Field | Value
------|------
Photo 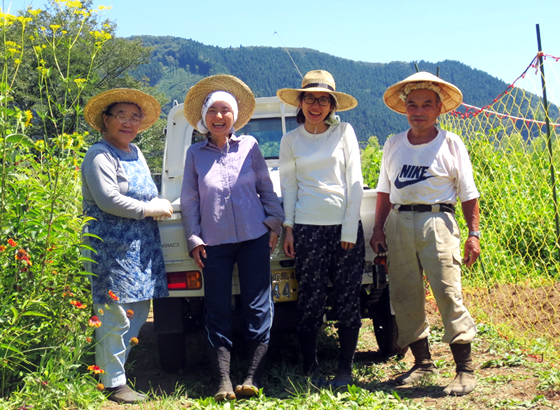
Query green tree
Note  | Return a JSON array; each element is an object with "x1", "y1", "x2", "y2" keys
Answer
[
  {"x1": 7, "y1": 0, "x2": 156, "y2": 141},
  {"x1": 361, "y1": 136, "x2": 384, "y2": 189}
]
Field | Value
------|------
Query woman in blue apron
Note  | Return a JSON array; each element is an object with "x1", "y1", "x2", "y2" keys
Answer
[{"x1": 82, "y1": 89, "x2": 173, "y2": 404}]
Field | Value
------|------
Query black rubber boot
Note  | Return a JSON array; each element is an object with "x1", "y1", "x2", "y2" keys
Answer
[
  {"x1": 329, "y1": 327, "x2": 360, "y2": 389},
  {"x1": 394, "y1": 337, "x2": 436, "y2": 385},
  {"x1": 444, "y1": 343, "x2": 477, "y2": 396},
  {"x1": 105, "y1": 384, "x2": 147, "y2": 404},
  {"x1": 235, "y1": 342, "x2": 268, "y2": 397},
  {"x1": 298, "y1": 329, "x2": 326, "y2": 386},
  {"x1": 209, "y1": 346, "x2": 236, "y2": 401}
]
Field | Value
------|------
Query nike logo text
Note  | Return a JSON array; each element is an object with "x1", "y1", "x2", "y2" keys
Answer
[{"x1": 394, "y1": 165, "x2": 433, "y2": 189}]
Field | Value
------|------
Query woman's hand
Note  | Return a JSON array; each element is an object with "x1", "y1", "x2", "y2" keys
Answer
[
  {"x1": 283, "y1": 226, "x2": 295, "y2": 258},
  {"x1": 192, "y1": 245, "x2": 207, "y2": 270},
  {"x1": 269, "y1": 231, "x2": 279, "y2": 255},
  {"x1": 341, "y1": 241, "x2": 355, "y2": 250},
  {"x1": 145, "y1": 197, "x2": 173, "y2": 219}
]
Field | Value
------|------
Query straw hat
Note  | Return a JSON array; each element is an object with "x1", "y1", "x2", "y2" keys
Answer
[
  {"x1": 383, "y1": 71, "x2": 463, "y2": 115},
  {"x1": 84, "y1": 88, "x2": 161, "y2": 132},
  {"x1": 183, "y1": 75, "x2": 256, "y2": 131},
  {"x1": 277, "y1": 70, "x2": 357, "y2": 111}
]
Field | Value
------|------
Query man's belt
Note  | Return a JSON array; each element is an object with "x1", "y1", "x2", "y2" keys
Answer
[{"x1": 393, "y1": 203, "x2": 455, "y2": 213}]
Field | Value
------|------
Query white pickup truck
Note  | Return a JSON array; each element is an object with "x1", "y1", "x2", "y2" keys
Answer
[{"x1": 153, "y1": 96, "x2": 399, "y2": 372}]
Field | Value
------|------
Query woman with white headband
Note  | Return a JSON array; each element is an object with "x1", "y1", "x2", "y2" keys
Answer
[{"x1": 180, "y1": 75, "x2": 284, "y2": 401}]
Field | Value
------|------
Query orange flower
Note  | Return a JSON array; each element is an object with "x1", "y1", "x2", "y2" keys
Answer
[
  {"x1": 86, "y1": 337, "x2": 92, "y2": 343},
  {"x1": 0, "y1": 245, "x2": 5, "y2": 252},
  {"x1": 97, "y1": 308, "x2": 104, "y2": 315},
  {"x1": 7, "y1": 239, "x2": 17, "y2": 247},
  {"x1": 87, "y1": 365, "x2": 104, "y2": 374},
  {"x1": 15, "y1": 249, "x2": 32, "y2": 266},
  {"x1": 108, "y1": 290, "x2": 119, "y2": 301},
  {"x1": 88, "y1": 316, "x2": 102, "y2": 328},
  {"x1": 126, "y1": 309, "x2": 134, "y2": 319},
  {"x1": 70, "y1": 300, "x2": 86, "y2": 309},
  {"x1": 129, "y1": 337, "x2": 139, "y2": 346},
  {"x1": 96, "y1": 383, "x2": 105, "y2": 391}
]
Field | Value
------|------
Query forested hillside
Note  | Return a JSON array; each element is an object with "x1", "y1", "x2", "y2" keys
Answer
[{"x1": 130, "y1": 35, "x2": 513, "y2": 144}]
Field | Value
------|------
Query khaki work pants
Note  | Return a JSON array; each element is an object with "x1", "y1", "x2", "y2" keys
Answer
[{"x1": 385, "y1": 209, "x2": 477, "y2": 348}]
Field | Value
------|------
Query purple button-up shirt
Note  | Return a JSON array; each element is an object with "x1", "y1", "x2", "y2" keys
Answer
[{"x1": 180, "y1": 134, "x2": 284, "y2": 254}]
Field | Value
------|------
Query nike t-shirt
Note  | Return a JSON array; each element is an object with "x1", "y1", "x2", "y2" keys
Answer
[{"x1": 376, "y1": 129, "x2": 479, "y2": 205}]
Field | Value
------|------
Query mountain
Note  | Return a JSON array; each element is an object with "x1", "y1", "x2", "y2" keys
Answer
[{"x1": 130, "y1": 35, "x2": 514, "y2": 145}]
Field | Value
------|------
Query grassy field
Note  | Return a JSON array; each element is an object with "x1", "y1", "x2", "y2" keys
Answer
[{"x1": 93, "y1": 303, "x2": 560, "y2": 410}]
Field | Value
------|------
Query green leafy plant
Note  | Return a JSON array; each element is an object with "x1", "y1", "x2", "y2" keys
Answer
[{"x1": 0, "y1": 0, "x2": 118, "y2": 402}]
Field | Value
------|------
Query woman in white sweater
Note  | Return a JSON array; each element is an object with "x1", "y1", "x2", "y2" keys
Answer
[{"x1": 277, "y1": 70, "x2": 364, "y2": 388}]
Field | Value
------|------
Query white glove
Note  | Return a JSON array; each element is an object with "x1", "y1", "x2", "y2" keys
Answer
[{"x1": 144, "y1": 197, "x2": 173, "y2": 219}]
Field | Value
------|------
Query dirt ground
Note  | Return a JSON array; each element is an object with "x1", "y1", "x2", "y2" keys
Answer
[{"x1": 100, "y1": 283, "x2": 560, "y2": 409}]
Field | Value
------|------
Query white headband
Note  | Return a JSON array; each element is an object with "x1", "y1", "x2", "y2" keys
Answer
[
  {"x1": 399, "y1": 82, "x2": 443, "y2": 102},
  {"x1": 197, "y1": 91, "x2": 239, "y2": 134}
]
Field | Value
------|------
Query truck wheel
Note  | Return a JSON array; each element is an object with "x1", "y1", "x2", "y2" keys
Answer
[{"x1": 370, "y1": 286, "x2": 401, "y2": 358}]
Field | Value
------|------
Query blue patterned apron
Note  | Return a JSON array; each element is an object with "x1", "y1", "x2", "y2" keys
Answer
[{"x1": 85, "y1": 141, "x2": 168, "y2": 304}]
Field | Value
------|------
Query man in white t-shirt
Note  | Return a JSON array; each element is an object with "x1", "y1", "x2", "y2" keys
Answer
[{"x1": 370, "y1": 72, "x2": 480, "y2": 396}]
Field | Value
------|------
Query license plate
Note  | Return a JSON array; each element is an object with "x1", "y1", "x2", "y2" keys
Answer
[{"x1": 271, "y1": 270, "x2": 298, "y2": 302}]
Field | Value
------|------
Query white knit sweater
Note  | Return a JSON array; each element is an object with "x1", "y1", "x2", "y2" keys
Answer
[{"x1": 279, "y1": 122, "x2": 363, "y2": 243}]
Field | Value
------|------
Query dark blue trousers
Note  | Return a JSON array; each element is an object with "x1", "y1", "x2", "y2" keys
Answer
[{"x1": 202, "y1": 233, "x2": 274, "y2": 348}]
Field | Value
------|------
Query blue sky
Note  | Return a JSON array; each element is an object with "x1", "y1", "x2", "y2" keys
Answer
[{"x1": 6, "y1": 0, "x2": 560, "y2": 88}]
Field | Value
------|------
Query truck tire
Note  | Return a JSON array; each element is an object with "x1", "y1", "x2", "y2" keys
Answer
[{"x1": 370, "y1": 286, "x2": 402, "y2": 358}]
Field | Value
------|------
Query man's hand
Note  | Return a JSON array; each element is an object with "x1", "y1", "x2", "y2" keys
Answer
[
  {"x1": 370, "y1": 229, "x2": 387, "y2": 254},
  {"x1": 463, "y1": 236, "x2": 480, "y2": 267}
]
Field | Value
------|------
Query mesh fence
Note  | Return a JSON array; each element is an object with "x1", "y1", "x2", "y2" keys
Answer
[{"x1": 439, "y1": 52, "x2": 560, "y2": 353}]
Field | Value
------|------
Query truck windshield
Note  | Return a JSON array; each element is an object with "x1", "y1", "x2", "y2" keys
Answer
[{"x1": 237, "y1": 117, "x2": 299, "y2": 159}]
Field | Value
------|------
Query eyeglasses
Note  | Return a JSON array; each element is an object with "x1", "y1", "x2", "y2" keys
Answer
[
  {"x1": 107, "y1": 113, "x2": 143, "y2": 126},
  {"x1": 302, "y1": 95, "x2": 331, "y2": 107}
]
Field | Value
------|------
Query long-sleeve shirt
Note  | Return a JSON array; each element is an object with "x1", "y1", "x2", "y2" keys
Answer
[
  {"x1": 279, "y1": 122, "x2": 363, "y2": 244},
  {"x1": 181, "y1": 134, "x2": 284, "y2": 254},
  {"x1": 82, "y1": 140, "x2": 150, "y2": 219}
]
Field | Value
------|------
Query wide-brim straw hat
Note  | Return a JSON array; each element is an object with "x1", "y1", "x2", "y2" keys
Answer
[
  {"x1": 183, "y1": 75, "x2": 256, "y2": 131},
  {"x1": 84, "y1": 88, "x2": 161, "y2": 133},
  {"x1": 277, "y1": 70, "x2": 357, "y2": 112},
  {"x1": 383, "y1": 71, "x2": 463, "y2": 114}
]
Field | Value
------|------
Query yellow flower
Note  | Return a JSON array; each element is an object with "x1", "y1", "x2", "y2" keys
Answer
[
  {"x1": 50, "y1": 24, "x2": 61, "y2": 31},
  {"x1": 14, "y1": 59, "x2": 22, "y2": 65},
  {"x1": 24, "y1": 111, "x2": 32, "y2": 127},
  {"x1": 29, "y1": 9, "x2": 42, "y2": 17},
  {"x1": 67, "y1": 0, "x2": 82, "y2": 8}
]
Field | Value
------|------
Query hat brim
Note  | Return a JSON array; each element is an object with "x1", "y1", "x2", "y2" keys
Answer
[
  {"x1": 276, "y1": 87, "x2": 358, "y2": 112},
  {"x1": 183, "y1": 75, "x2": 256, "y2": 132},
  {"x1": 84, "y1": 88, "x2": 161, "y2": 132},
  {"x1": 383, "y1": 72, "x2": 463, "y2": 115}
]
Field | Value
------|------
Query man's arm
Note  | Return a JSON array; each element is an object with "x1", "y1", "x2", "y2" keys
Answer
[
  {"x1": 461, "y1": 198, "x2": 481, "y2": 267},
  {"x1": 370, "y1": 192, "x2": 392, "y2": 253}
]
